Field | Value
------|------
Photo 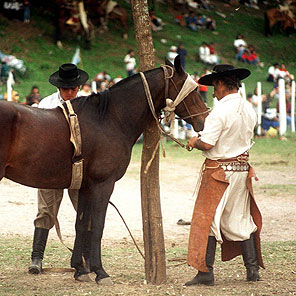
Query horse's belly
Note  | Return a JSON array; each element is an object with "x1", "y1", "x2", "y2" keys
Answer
[{"x1": 5, "y1": 156, "x2": 72, "y2": 189}]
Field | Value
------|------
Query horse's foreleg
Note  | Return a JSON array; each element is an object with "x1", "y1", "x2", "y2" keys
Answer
[{"x1": 88, "y1": 181, "x2": 115, "y2": 285}]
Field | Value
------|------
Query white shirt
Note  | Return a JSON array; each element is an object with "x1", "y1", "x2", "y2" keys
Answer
[
  {"x1": 38, "y1": 91, "x2": 64, "y2": 109},
  {"x1": 167, "y1": 51, "x2": 178, "y2": 64},
  {"x1": 124, "y1": 54, "x2": 136, "y2": 71},
  {"x1": 200, "y1": 93, "x2": 257, "y2": 160},
  {"x1": 234, "y1": 38, "x2": 247, "y2": 48}
]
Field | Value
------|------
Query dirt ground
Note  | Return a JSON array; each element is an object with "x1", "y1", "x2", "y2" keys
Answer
[
  {"x1": 0, "y1": 161, "x2": 296, "y2": 243},
  {"x1": 0, "y1": 160, "x2": 296, "y2": 295}
]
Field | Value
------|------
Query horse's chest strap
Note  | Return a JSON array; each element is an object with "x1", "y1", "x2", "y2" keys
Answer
[{"x1": 59, "y1": 101, "x2": 83, "y2": 190}]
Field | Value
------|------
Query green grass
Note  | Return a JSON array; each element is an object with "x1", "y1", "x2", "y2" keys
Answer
[{"x1": 1, "y1": 1, "x2": 296, "y2": 103}]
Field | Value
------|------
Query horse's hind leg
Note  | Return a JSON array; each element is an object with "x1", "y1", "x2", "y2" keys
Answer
[
  {"x1": 71, "y1": 191, "x2": 92, "y2": 282},
  {"x1": 88, "y1": 181, "x2": 115, "y2": 285}
]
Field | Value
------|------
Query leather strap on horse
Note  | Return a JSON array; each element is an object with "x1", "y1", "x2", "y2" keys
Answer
[{"x1": 59, "y1": 101, "x2": 84, "y2": 190}]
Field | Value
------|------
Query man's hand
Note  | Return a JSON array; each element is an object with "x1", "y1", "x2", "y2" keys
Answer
[
  {"x1": 186, "y1": 136, "x2": 214, "y2": 151},
  {"x1": 186, "y1": 136, "x2": 199, "y2": 150}
]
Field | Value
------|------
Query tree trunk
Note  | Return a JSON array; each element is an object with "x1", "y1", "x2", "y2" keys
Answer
[{"x1": 130, "y1": 0, "x2": 166, "y2": 285}]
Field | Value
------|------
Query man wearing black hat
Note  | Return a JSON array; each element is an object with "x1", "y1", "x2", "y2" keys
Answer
[
  {"x1": 28, "y1": 63, "x2": 89, "y2": 274},
  {"x1": 185, "y1": 65, "x2": 264, "y2": 286}
]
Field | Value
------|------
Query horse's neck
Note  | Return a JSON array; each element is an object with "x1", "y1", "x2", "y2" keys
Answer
[{"x1": 110, "y1": 69, "x2": 165, "y2": 143}]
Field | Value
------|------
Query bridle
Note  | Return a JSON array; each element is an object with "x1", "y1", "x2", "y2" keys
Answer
[
  {"x1": 162, "y1": 65, "x2": 211, "y2": 122},
  {"x1": 140, "y1": 65, "x2": 211, "y2": 151}
]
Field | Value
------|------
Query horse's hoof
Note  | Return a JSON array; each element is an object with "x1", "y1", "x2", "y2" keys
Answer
[
  {"x1": 96, "y1": 277, "x2": 113, "y2": 285},
  {"x1": 75, "y1": 273, "x2": 92, "y2": 282}
]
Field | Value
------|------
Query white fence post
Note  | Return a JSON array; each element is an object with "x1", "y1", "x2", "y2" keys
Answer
[
  {"x1": 291, "y1": 80, "x2": 295, "y2": 133},
  {"x1": 91, "y1": 81, "x2": 97, "y2": 93},
  {"x1": 240, "y1": 82, "x2": 246, "y2": 100},
  {"x1": 173, "y1": 119, "x2": 179, "y2": 138},
  {"x1": 6, "y1": 71, "x2": 14, "y2": 102},
  {"x1": 256, "y1": 82, "x2": 262, "y2": 136},
  {"x1": 278, "y1": 78, "x2": 287, "y2": 136}
]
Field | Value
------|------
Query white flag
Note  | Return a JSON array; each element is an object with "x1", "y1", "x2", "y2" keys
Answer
[
  {"x1": 6, "y1": 70, "x2": 14, "y2": 102},
  {"x1": 71, "y1": 47, "x2": 81, "y2": 65}
]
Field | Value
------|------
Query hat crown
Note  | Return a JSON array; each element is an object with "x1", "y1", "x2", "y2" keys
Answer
[
  {"x1": 58, "y1": 63, "x2": 80, "y2": 81},
  {"x1": 212, "y1": 64, "x2": 235, "y2": 73}
]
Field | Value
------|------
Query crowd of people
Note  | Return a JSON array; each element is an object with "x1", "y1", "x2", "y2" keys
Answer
[{"x1": 175, "y1": 11, "x2": 217, "y2": 32}]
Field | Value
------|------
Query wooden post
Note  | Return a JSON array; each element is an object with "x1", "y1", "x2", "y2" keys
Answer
[{"x1": 130, "y1": 0, "x2": 166, "y2": 284}]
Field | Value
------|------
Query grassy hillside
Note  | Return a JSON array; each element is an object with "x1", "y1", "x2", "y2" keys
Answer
[{"x1": 0, "y1": 1, "x2": 296, "y2": 104}]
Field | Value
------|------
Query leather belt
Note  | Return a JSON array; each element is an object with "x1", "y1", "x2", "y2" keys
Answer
[
  {"x1": 205, "y1": 151, "x2": 250, "y2": 172},
  {"x1": 219, "y1": 161, "x2": 249, "y2": 172}
]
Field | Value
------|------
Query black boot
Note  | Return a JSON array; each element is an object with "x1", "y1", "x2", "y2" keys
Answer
[
  {"x1": 241, "y1": 233, "x2": 260, "y2": 281},
  {"x1": 185, "y1": 236, "x2": 217, "y2": 286},
  {"x1": 28, "y1": 227, "x2": 49, "y2": 274}
]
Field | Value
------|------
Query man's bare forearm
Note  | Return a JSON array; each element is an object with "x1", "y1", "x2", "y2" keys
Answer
[{"x1": 186, "y1": 136, "x2": 214, "y2": 151}]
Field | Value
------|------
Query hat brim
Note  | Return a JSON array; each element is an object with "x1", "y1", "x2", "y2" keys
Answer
[
  {"x1": 198, "y1": 68, "x2": 250, "y2": 86},
  {"x1": 49, "y1": 69, "x2": 89, "y2": 88}
]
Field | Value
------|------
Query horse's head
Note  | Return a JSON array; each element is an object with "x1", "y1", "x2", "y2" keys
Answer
[{"x1": 163, "y1": 55, "x2": 208, "y2": 132}]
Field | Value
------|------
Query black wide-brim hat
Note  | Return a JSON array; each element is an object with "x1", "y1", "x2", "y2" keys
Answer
[
  {"x1": 49, "y1": 63, "x2": 89, "y2": 88},
  {"x1": 198, "y1": 64, "x2": 250, "y2": 86}
]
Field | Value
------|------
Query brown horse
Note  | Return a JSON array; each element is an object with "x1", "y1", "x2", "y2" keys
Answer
[
  {"x1": 264, "y1": 7, "x2": 295, "y2": 36},
  {"x1": 0, "y1": 56, "x2": 208, "y2": 284}
]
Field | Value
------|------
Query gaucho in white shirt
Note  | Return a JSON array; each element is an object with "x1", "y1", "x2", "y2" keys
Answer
[{"x1": 185, "y1": 65, "x2": 264, "y2": 287}]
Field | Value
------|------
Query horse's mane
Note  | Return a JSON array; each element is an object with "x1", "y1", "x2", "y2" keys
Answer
[{"x1": 74, "y1": 90, "x2": 110, "y2": 118}]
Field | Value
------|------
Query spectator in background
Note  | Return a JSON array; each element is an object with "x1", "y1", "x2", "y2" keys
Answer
[
  {"x1": 124, "y1": 50, "x2": 137, "y2": 77},
  {"x1": 175, "y1": 12, "x2": 187, "y2": 27},
  {"x1": 0, "y1": 61, "x2": 10, "y2": 83},
  {"x1": 196, "y1": 13, "x2": 206, "y2": 29},
  {"x1": 23, "y1": 0, "x2": 30, "y2": 23},
  {"x1": 26, "y1": 85, "x2": 42, "y2": 106},
  {"x1": 234, "y1": 34, "x2": 247, "y2": 61},
  {"x1": 113, "y1": 74, "x2": 123, "y2": 84},
  {"x1": 191, "y1": 72, "x2": 200, "y2": 83},
  {"x1": 149, "y1": 10, "x2": 163, "y2": 32},
  {"x1": 197, "y1": 68, "x2": 209, "y2": 103},
  {"x1": 199, "y1": 42, "x2": 218, "y2": 66},
  {"x1": 177, "y1": 43, "x2": 187, "y2": 70},
  {"x1": 186, "y1": 11, "x2": 198, "y2": 31},
  {"x1": 267, "y1": 63, "x2": 279, "y2": 82},
  {"x1": 279, "y1": 63, "x2": 293, "y2": 83},
  {"x1": 167, "y1": 45, "x2": 178, "y2": 64},
  {"x1": 78, "y1": 82, "x2": 92, "y2": 96},
  {"x1": 234, "y1": 33, "x2": 247, "y2": 50},
  {"x1": 208, "y1": 42, "x2": 219, "y2": 64},
  {"x1": 93, "y1": 71, "x2": 111, "y2": 89},
  {"x1": 205, "y1": 15, "x2": 216, "y2": 31}
]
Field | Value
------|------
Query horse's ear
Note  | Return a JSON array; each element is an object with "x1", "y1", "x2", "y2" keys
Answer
[
  {"x1": 174, "y1": 55, "x2": 185, "y2": 74},
  {"x1": 165, "y1": 57, "x2": 174, "y2": 67}
]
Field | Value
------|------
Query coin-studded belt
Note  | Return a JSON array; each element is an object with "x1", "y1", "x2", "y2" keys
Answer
[{"x1": 218, "y1": 161, "x2": 249, "y2": 172}]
